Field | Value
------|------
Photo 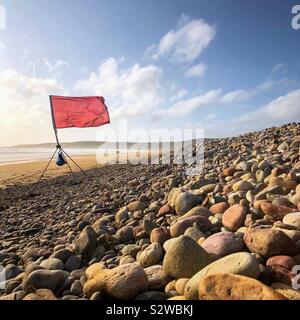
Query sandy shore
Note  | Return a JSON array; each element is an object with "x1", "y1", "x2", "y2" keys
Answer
[{"x1": 0, "y1": 150, "x2": 159, "y2": 187}]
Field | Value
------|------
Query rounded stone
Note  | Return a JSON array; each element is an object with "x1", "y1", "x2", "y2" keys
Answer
[
  {"x1": 170, "y1": 216, "x2": 212, "y2": 237},
  {"x1": 201, "y1": 232, "x2": 244, "y2": 259},
  {"x1": 209, "y1": 202, "x2": 229, "y2": 215},
  {"x1": 222, "y1": 204, "x2": 247, "y2": 232},
  {"x1": 199, "y1": 273, "x2": 286, "y2": 300},
  {"x1": 174, "y1": 193, "x2": 202, "y2": 216},
  {"x1": 266, "y1": 255, "x2": 296, "y2": 271},
  {"x1": 163, "y1": 235, "x2": 212, "y2": 279},
  {"x1": 283, "y1": 212, "x2": 300, "y2": 229},
  {"x1": 150, "y1": 228, "x2": 170, "y2": 245},
  {"x1": 23, "y1": 289, "x2": 57, "y2": 300},
  {"x1": 184, "y1": 252, "x2": 260, "y2": 300},
  {"x1": 22, "y1": 270, "x2": 68, "y2": 293},
  {"x1": 244, "y1": 227, "x2": 299, "y2": 258},
  {"x1": 260, "y1": 203, "x2": 297, "y2": 221},
  {"x1": 137, "y1": 242, "x2": 163, "y2": 268},
  {"x1": 232, "y1": 181, "x2": 253, "y2": 192},
  {"x1": 40, "y1": 258, "x2": 64, "y2": 271},
  {"x1": 144, "y1": 265, "x2": 170, "y2": 291}
]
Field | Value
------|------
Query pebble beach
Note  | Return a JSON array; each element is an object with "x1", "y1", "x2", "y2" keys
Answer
[{"x1": 0, "y1": 122, "x2": 300, "y2": 300}]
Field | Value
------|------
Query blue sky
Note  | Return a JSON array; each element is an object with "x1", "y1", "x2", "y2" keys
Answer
[{"x1": 0, "y1": 0, "x2": 300, "y2": 145}]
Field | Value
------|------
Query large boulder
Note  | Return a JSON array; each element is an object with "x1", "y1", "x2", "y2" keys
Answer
[
  {"x1": 199, "y1": 273, "x2": 286, "y2": 300},
  {"x1": 184, "y1": 252, "x2": 260, "y2": 300},
  {"x1": 244, "y1": 227, "x2": 299, "y2": 258}
]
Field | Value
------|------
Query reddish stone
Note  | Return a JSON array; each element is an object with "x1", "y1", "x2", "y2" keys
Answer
[
  {"x1": 266, "y1": 255, "x2": 297, "y2": 271},
  {"x1": 150, "y1": 227, "x2": 170, "y2": 245},
  {"x1": 260, "y1": 202, "x2": 297, "y2": 221},
  {"x1": 222, "y1": 204, "x2": 247, "y2": 232},
  {"x1": 158, "y1": 204, "x2": 173, "y2": 217},
  {"x1": 223, "y1": 167, "x2": 235, "y2": 176},
  {"x1": 223, "y1": 185, "x2": 233, "y2": 194},
  {"x1": 209, "y1": 202, "x2": 230, "y2": 215},
  {"x1": 170, "y1": 216, "x2": 212, "y2": 237}
]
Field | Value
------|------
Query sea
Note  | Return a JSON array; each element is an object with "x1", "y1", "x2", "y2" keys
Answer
[{"x1": 0, "y1": 147, "x2": 99, "y2": 165}]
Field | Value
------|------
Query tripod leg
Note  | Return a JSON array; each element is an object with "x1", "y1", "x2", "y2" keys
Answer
[
  {"x1": 64, "y1": 158, "x2": 73, "y2": 174},
  {"x1": 37, "y1": 148, "x2": 58, "y2": 182},
  {"x1": 61, "y1": 148, "x2": 88, "y2": 176}
]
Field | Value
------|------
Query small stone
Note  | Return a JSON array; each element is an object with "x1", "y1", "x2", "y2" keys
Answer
[
  {"x1": 40, "y1": 258, "x2": 64, "y2": 271},
  {"x1": 269, "y1": 177, "x2": 297, "y2": 194},
  {"x1": 65, "y1": 255, "x2": 81, "y2": 272},
  {"x1": 119, "y1": 255, "x2": 136, "y2": 265},
  {"x1": 158, "y1": 204, "x2": 173, "y2": 216},
  {"x1": 170, "y1": 216, "x2": 212, "y2": 237},
  {"x1": 128, "y1": 201, "x2": 146, "y2": 212},
  {"x1": 175, "y1": 278, "x2": 189, "y2": 295},
  {"x1": 283, "y1": 212, "x2": 300, "y2": 229},
  {"x1": 174, "y1": 193, "x2": 202, "y2": 216},
  {"x1": 50, "y1": 249, "x2": 73, "y2": 262},
  {"x1": 74, "y1": 226, "x2": 98, "y2": 259},
  {"x1": 150, "y1": 228, "x2": 170, "y2": 245},
  {"x1": 23, "y1": 289, "x2": 57, "y2": 300},
  {"x1": 222, "y1": 204, "x2": 247, "y2": 232},
  {"x1": 137, "y1": 243, "x2": 163, "y2": 268},
  {"x1": 184, "y1": 227, "x2": 205, "y2": 242},
  {"x1": 115, "y1": 226, "x2": 134, "y2": 243},
  {"x1": 209, "y1": 202, "x2": 229, "y2": 215},
  {"x1": 232, "y1": 181, "x2": 253, "y2": 192},
  {"x1": 144, "y1": 265, "x2": 170, "y2": 290},
  {"x1": 178, "y1": 206, "x2": 212, "y2": 220},
  {"x1": 115, "y1": 207, "x2": 129, "y2": 224},
  {"x1": 201, "y1": 232, "x2": 244, "y2": 259},
  {"x1": 266, "y1": 255, "x2": 296, "y2": 271},
  {"x1": 199, "y1": 273, "x2": 286, "y2": 300}
]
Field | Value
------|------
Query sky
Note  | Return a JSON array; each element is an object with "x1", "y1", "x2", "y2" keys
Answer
[{"x1": 0, "y1": 0, "x2": 300, "y2": 146}]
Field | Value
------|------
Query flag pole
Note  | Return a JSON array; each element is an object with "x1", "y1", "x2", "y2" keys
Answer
[{"x1": 49, "y1": 95, "x2": 60, "y2": 147}]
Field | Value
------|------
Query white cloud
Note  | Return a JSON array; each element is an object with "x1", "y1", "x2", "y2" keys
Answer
[
  {"x1": 163, "y1": 89, "x2": 222, "y2": 116},
  {"x1": 43, "y1": 57, "x2": 69, "y2": 73},
  {"x1": 0, "y1": 69, "x2": 64, "y2": 146},
  {"x1": 185, "y1": 63, "x2": 206, "y2": 77},
  {"x1": 272, "y1": 63, "x2": 286, "y2": 73},
  {"x1": 146, "y1": 16, "x2": 216, "y2": 63},
  {"x1": 200, "y1": 89, "x2": 300, "y2": 137},
  {"x1": 75, "y1": 57, "x2": 164, "y2": 120},
  {"x1": 219, "y1": 89, "x2": 251, "y2": 103}
]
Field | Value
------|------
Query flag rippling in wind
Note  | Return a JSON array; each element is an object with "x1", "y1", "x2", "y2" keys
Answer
[{"x1": 50, "y1": 95, "x2": 110, "y2": 129}]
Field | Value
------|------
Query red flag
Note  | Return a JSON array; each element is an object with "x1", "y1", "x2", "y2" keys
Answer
[{"x1": 50, "y1": 95, "x2": 110, "y2": 129}]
